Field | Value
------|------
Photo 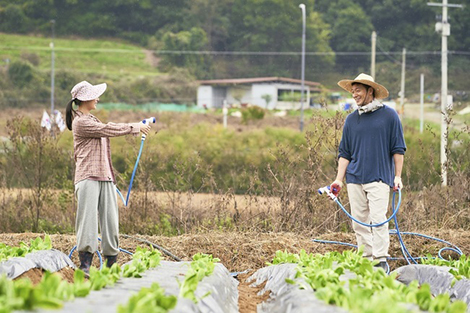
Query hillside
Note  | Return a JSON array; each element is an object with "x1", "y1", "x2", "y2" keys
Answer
[
  {"x1": 0, "y1": 33, "x2": 158, "y2": 76},
  {"x1": 0, "y1": 33, "x2": 197, "y2": 107},
  {"x1": 1, "y1": 31, "x2": 469, "y2": 108}
]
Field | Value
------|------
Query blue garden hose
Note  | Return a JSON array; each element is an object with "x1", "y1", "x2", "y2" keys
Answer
[
  {"x1": 68, "y1": 245, "x2": 103, "y2": 269},
  {"x1": 314, "y1": 187, "x2": 463, "y2": 273},
  {"x1": 117, "y1": 117, "x2": 155, "y2": 206},
  {"x1": 69, "y1": 238, "x2": 133, "y2": 270},
  {"x1": 116, "y1": 138, "x2": 145, "y2": 206}
]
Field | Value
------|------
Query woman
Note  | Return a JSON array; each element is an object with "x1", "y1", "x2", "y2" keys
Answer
[{"x1": 66, "y1": 81, "x2": 151, "y2": 273}]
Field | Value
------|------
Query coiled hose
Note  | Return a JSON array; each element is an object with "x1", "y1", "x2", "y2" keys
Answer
[{"x1": 313, "y1": 189, "x2": 463, "y2": 274}]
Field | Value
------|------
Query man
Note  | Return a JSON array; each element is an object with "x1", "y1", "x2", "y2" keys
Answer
[{"x1": 331, "y1": 73, "x2": 406, "y2": 270}]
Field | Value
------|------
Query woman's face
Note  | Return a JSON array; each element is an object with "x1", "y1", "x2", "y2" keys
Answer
[{"x1": 81, "y1": 98, "x2": 99, "y2": 111}]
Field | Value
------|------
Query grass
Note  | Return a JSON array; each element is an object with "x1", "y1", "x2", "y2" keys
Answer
[
  {"x1": 0, "y1": 33, "x2": 159, "y2": 77},
  {"x1": 1, "y1": 108, "x2": 470, "y2": 235}
]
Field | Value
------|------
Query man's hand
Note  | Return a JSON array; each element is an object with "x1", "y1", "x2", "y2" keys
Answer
[
  {"x1": 139, "y1": 122, "x2": 151, "y2": 136},
  {"x1": 393, "y1": 176, "x2": 403, "y2": 191},
  {"x1": 330, "y1": 180, "x2": 343, "y2": 197}
]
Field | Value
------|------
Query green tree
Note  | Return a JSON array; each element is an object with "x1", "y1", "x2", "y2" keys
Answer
[
  {"x1": 315, "y1": 0, "x2": 373, "y2": 71},
  {"x1": 0, "y1": 4, "x2": 30, "y2": 33},
  {"x1": 182, "y1": 0, "x2": 233, "y2": 51},
  {"x1": 357, "y1": 0, "x2": 438, "y2": 52},
  {"x1": 446, "y1": 2, "x2": 470, "y2": 51},
  {"x1": 228, "y1": 0, "x2": 333, "y2": 80},
  {"x1": 160, "y1": 27, "x2": 211, "y2": 78}
]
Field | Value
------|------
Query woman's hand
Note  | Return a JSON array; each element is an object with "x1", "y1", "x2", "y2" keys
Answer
[{"x1": 139, "y1": 122, "x2": 151, "y2": 136}]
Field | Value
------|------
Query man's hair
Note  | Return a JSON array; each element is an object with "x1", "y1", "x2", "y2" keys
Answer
[{"x1": 352, "y1": 82, "x2": 375, "y2": 98}]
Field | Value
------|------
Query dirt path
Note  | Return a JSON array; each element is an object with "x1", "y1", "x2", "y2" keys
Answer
[
  {"x1": 404, "y1": 102, "x2": 468, "y2": 130},
  {"x1": 143, "y1": 49, "x2": 160, "y2": 68},
  {"x1": 404, "y1": 102, "x2": 442, "y2": 124}
]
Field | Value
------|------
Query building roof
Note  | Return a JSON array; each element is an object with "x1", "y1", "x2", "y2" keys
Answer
[{"x1": 198, "y1": 77, "x2": 322, "y2": 90}]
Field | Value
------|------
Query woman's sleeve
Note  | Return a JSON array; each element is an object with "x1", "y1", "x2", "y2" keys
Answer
[{"x1": 75, "y1": 118, "x2": 140, "y2": 138}]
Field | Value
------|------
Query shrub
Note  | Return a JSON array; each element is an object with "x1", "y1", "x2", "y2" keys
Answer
[
  {"x1": 20, "y1": 52, "x2": 40, "y2": 66},
  {"x1": 241, "y1": 106, "x2": 265, "y2": 124},
  {"x1": 1, "y1": 116, "x2": 73, "y2": 232},
  {"x1": 8, "y1": 60, "x2": 34, "y2": 88}
]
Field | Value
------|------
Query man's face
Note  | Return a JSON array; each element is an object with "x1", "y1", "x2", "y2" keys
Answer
[{"x1": 351, "y1": 84, "x2": 373, "y2": 106}]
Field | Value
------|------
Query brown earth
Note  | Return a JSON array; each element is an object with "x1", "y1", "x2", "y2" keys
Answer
[
  {"x1": 14, "y1": 267, "x2": 75, "y2": 285},
  {"x1": 2, "y1": 230, "x2": 468, "y2": 273},
  {"x1": 2, "y1": 230, "x2": 468, "y2": 311},
  {"x1": 237, "y1": 271, "x2": 270, "y2": 313}
]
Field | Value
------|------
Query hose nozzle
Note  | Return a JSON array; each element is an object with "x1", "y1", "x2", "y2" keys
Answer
[
  {"x1": 141, "y1": 117, "x2": 156, "y2": 140},
  {"x1": 318, "y1": 185, "x2": 337, "y2": 200},
  {"x1": 318, "y1": 186, "x2": 330, "y2": 195},
  {"x1": 143, "y1": 117, "x2": 156, "y2": 124}
]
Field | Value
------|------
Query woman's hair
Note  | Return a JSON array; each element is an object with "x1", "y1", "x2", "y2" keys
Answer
[{"x1": 66, "y1": 98, "x2": 82, "y2": 130}]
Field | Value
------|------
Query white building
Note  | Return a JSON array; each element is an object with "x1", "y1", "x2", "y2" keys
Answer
[{"x1": 197, "y1": 77, "x2": 322, "y2": 110}]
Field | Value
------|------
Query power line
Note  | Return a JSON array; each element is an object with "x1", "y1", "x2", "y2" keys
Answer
[
  {"x1": 376, "y1": 38, "x2": 401, "y2": 64},
  {"x1": 0, "y1": 45, "x2": 469, "y2": 56}
]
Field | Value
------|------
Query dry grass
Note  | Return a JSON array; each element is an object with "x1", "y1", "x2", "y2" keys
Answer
[
  {"x1": 1, "y1": 108, "x2": 469, "y2": 238},
  {"x1": 1, "y1": 229, "x2": 469, "y2": 273}
]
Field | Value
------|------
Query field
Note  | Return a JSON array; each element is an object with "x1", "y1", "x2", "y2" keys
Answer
[
  {"x1": 1, "y1": 103, "x2": 470, "y2": 312},
  {"x1": 2, "y1": 229, "x2": 470, "y2": 312},
  {"x1": 0, "y1": 33, "x2": 158, "y2": 77}
]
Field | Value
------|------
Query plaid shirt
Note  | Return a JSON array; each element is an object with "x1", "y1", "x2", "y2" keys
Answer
[{"x1": 72, "y1": 111, "x2": 140, "y2": 184}]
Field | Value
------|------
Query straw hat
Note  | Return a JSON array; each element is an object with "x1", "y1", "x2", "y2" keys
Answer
[
  {"x1": 337, "y1": 73, "x2": 389, "y2": 99},
  {"x1": 71, "y1": 81, "x2": 107, "y2": 101}
]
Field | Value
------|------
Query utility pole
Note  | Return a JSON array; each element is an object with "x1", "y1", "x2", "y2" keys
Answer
[
  {"x1": 420, "y1": 73, "x2": 424, "y2": 134},
  {"x1": 427, "y1": 0, "x2": 463, "y2": 186},
  {"x1": 223, "y1": 100, "x2": 228, "y2": 129},
  {"x1": 371, "y1": 31, "x2": 376, "y2": 79},
  {"x1": 50, "y1": 19, "x2": 56, "y2": 134},
  {"x1": 400, "y1": 48, "x2": 406, "y2": 117},
  {"x1": 299, "y1": 3, "x2": 306, "y2": 132}
]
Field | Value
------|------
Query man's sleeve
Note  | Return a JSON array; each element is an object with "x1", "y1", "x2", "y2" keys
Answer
[
  {"x1": 390, "y1": 114, "x2": 406, "y2": 155},
  {"x1": 338, "y1": 121, "x2": 351, "y2": 161}
]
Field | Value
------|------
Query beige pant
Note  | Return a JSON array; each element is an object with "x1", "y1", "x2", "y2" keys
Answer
[
  {"x1": 347, "y1": 182, "x2": 390, "y2": 262},
  {"x1": 75, "y1": 180, "x2": 119, "y2": 256}
]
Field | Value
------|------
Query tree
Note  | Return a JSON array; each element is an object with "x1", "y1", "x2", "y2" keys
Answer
[
  {"x1": 356, "y1": 0, "x2": 438, "y2": 52},
  {"x1": 182, "y1": 0, "x2": 233, "y2": 51},
  {"x1": 262, "y1": 94, "x2": 272, "y2": 108},
  {"x1": 0, "y1": 4, "x2": 30, "y2": 33},
  {"x1": 227, "y1": 0, "x2": 334, "y2": 80},
  {"x1": 315, "y1": 0, "x2": 373, "y2": 71},
  {"x1": 160, "y1": 27, "x2": 212, "y2": 78}
]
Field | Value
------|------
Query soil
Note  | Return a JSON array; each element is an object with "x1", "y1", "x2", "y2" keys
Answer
[
  {"x1": 13, "y1": 267, "x2": 76, "y2": 285},
  {"x1": 143, "y1": 49, "x2": 160, "y2": 68},
  {"x1": 1, "y1": 229, "x2": 469, "y2": 310},
  {"x1": 237, "y1": 271, "x2": 270, "y2": 313}
]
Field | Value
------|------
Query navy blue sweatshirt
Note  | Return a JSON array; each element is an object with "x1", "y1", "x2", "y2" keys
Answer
[{"x1": 338, "y1": 105, "x2": 406, "y2": 187}]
